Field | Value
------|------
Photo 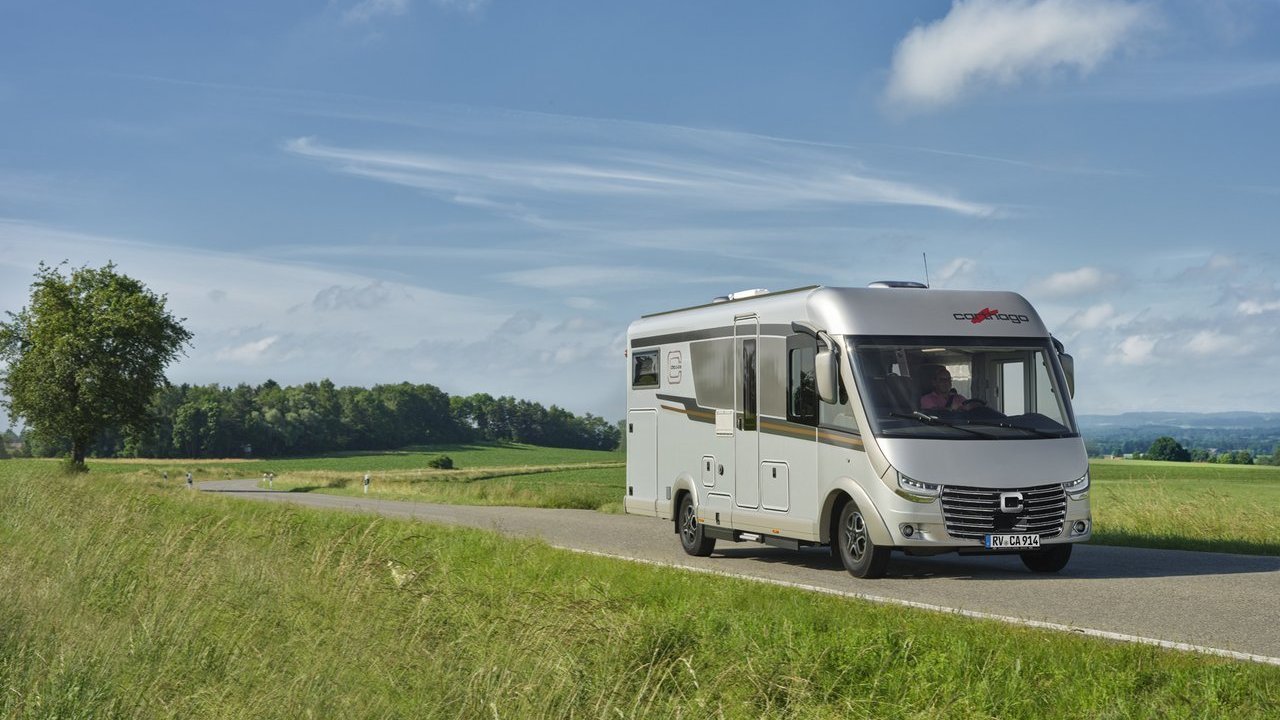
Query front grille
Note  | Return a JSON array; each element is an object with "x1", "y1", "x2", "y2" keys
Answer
[{"x1": 940, "y1": 483, "x2": 1066, "y2": 541}]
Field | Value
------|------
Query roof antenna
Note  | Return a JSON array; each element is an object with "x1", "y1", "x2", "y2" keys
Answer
[{"x1": 922, "y1": 252, "x2": 931, "y2": 288}]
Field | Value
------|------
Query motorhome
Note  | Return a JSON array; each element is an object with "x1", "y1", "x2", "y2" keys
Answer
[{"x1": 624, "y1": 284, "x2": 1090, "y2": 578}]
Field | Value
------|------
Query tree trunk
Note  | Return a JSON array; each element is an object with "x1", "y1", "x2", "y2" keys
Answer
[{"x1": 71, "y1": 437, "x2": 88, "y2": 470}]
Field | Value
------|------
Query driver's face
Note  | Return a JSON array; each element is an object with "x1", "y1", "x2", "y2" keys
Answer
[{"x1": 933, "y1": 371, "x2": 952, "y2": 392}]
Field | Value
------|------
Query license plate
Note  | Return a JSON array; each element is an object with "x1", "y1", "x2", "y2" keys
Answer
[{"x1": 985, "y1": 534, "x2": 1041, "y2": 549}]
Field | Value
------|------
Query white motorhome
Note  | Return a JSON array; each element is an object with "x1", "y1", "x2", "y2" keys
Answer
[{"x1": 624, "y1": 283, "x2": 1091, "y2": 578}]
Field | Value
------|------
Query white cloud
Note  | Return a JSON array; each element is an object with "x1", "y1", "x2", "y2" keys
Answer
[
  {"x1": 311, "y1": 281, "x2": 407, "y2": 312},
  {"x1": 1065, "y1": 302, "x2": 1116, "y2": 330},
  {"x1": 216, "y1": 336, "x2": 280, "y2": 363},
  {"x1": 1238, "y1": 299, "x2": 1280, "y2": 316},
  {"x1": 564, "y1": 296, "x2": 599, "y2": 310},
  {"x1": 1185, "y1": 330, "x2": 1234, "y2": 356},
  {"x1": 934, "y1": 257, "x2": 977, "y2": 285},
  {"x1": 344, "y1": 0, "x2": 410, "y2": 24},
  {"x1": 496, "y1": 265, "x2": 689, "y2": 291},
  {"x1": 1031, "y1": 266, "x2": 1114, "y2": 298},
  {"x1": 1114, "y1": 334, "x2": 1157, "y2": 365},
  {"x1": 283, "y1": 135, "x2": 998, "y2": 218},
  {"x1": 885, "y1": 0, "x2": 1153, "y2": 111}
]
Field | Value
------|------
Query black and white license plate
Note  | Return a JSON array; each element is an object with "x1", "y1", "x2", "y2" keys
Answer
[{"x1": 985, "y1": 534, "x2": 1041, "y2": 549}]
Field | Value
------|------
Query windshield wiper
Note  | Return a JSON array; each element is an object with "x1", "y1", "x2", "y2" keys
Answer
[
  {"x1": 962, "y1": 420, "x2": 1065, "y2": 438},
  {"x1": 888, "y1": 411, "x2": 997, "y2": 438}
]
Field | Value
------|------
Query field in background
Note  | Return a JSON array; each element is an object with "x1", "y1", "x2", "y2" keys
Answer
[
  {"x1": 2, "y1": 464, "x2": 1276, "y2": 719},
  {"x1": 11, "y1": 448, "x2": 1280, "y2": 555},
  {"x1": 1088, "y1": 459, "x2": 1280, "y2": 555}
]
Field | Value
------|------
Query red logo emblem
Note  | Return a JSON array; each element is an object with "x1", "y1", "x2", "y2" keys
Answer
[{"x1": 970, "y1": 307, "x2": 998, "y2": 324}]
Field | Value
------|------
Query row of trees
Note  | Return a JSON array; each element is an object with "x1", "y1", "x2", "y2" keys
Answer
[
  {"x1": 6, "y1": 381, "x2": 619, "y2": 459},
  {"x1": 0, "y1": 262, "x2": 618, "y2": 466},
  {"x1": 1143, "y1": 436, "x2": 1277, "y2": 465}
]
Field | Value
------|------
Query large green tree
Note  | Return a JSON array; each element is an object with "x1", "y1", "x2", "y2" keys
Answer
[
  {"x1": 1146, "y1": 436, "x2": 1191, "y2": 462},
  {"x1": 0, "y1": 263, "x2": 192, "y2": 469}
]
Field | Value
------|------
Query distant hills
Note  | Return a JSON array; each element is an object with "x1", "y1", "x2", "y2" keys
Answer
[
  {"x1": 1077, "y1": 412, "x2": 1280, "y2": 456},
  {"x1": 1077, "y1": 412, "x2": 1280, "y2": 429}
]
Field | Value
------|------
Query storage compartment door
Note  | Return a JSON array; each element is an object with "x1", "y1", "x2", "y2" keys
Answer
[
  {"x1": 760, "y1": 461, "x2": 790, "y2": 512},
  {"x1": 625, "y1": 410, "x2": 658, "y2": 515}
]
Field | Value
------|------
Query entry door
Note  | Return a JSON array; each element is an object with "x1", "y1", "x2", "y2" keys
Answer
[{"x1": 734, "y1": 317, "x2": 760, "y2": 509}]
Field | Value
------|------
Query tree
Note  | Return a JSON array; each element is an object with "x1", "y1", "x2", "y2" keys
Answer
[
  {"x1": 0, "y1": 263, "x2": 192, "y2": 470},
  {"x1": 1145, "y1": 436, "x2": 1190, "y2": 462}
]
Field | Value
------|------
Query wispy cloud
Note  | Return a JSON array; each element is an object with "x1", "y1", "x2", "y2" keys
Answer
[
  {"x1": 885, "y1": 0, "x2": 1154, "y2": 112},
  {"x1": 283, "y1": 134, "x2": 999, "y2": 218},
  {"x1": 343, "y1": 0, "x2": 411, "y2": 24},
  {"x1": 494, "y1": 264, "x2": 753, "y2": 291},
  {"x1": 1029, "y1": 266, "x2": 1117, "y2": 298}
]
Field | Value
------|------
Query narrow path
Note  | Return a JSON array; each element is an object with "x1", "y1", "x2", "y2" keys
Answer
[{"x1": 201, "y1": 479, "x2": 1280, "y2": 665}]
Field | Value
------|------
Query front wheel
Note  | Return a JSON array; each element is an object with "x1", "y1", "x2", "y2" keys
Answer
[
  {"x1": 1020, "y1": 544, "x2": 1072, "y2": 573},
  {"x1": 678, "y1": 494, "x2": 715, "y2": 557},
  {"x1": 836, "y1": 501, "x2": 890, "y2": 579}
]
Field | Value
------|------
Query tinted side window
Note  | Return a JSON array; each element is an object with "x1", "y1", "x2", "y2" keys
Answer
[
  {"x1": 786, "y1": 334, "x2": 818, "y2": 426},
  {"x1": 632, "y1": 349, "x2": 660, "y2": 388}
]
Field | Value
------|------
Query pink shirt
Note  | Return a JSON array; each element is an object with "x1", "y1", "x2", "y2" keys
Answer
[{"x1": 920, "y1": 391, "x2": 965, "y2": 410}]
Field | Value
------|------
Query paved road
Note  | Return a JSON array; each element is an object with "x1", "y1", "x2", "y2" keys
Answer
[{"x1": 201, "y1": 479, "x2": 1280, "y2": 664}]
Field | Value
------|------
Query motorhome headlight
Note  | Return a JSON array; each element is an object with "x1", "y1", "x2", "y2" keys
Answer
[
  {"x1": 897, "y1": 471, "x2": 940, "y2": 500},
  {"x1": 1064, "y1": 472, "x2": 1090, "y2": 500}
]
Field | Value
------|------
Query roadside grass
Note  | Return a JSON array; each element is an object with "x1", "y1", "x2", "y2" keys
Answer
[
  {"x1": 10, "y1": 448, "x2": 1280, "y2": 556},
  {"x1": 1, "y1": 466, "x2": 1277, "y2": 719},
  {"x1": 55, "y1": 442, "x2": 622, "y2": 478},
  {"x1": 274, "y1": 464, "x2": 627, "y2": 513},
  {"x1": 1088, "y1": 459, "x2": 1280, "y2": 556}
]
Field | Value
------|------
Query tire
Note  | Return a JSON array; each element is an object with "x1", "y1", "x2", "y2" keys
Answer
[
  {"x1": 836, "y1": 501, "x2": 891, "y2": 579},
  {"x1": 678, "y1": 493, "x2": 715, "y2": 557},
  {"x1": 1020, "y1": 543, "x2": 1072, "y2": 573}
]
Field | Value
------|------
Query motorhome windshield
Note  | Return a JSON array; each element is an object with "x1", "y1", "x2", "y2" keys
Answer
[{"x1": 849, "y1": 336, "x2": 1077, "y2": 440}]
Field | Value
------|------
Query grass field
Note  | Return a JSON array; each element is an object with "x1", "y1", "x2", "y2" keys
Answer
[
  {"x1": 1088, "y1": 459, "x2": 1280, "y2": 555},
  {"x1": 13, "y1": 447, "x2": 1280, "y2": 555},
  {"x1": 1, "y1": 463, "x2": 1276, "y2": 719}
]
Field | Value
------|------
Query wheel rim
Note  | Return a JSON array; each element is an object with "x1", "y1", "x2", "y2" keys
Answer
[
  {"x1": 681, "y1": 503, "x2": 697, "y2": 545},
  {"x1": 844, "y1": 510, "x2": 868, "y2": 562}
]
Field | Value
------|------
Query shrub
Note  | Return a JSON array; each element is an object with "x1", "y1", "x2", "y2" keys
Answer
[{"x1": 427, "y1": 455, "x2": 454, "y2": 470}]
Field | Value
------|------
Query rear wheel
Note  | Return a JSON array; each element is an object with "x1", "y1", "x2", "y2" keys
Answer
[
  {"x1": 678, "y1": 493, "x2": 715, "y2": 557},
  {"x1": 836, "y1": 501, "x2": 890, "y2": 579},
  {"x1": 1020, "y1": 543, "x2": 1072, "y2": 573}
]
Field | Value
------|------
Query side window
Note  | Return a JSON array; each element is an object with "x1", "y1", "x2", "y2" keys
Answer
[
  {"x1": 631, "y1": 349, "x2": 660, "y2": 388},
  {"x1": 787, "y1": 344, "x2": 817, "y2": 426},
  {"x1": 740, "y1": 339, "x2": 757, "y2": 431},
  {"x1": 820, "y1": 340, "x2": 858, "y2": 433}
]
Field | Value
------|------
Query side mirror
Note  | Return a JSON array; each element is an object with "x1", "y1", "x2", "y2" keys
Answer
[
  {"x1": 816, "y1": 348, "x2": 839, "y2": 404},
  {"x1": 1059, "y1": 353, "x2": 1075, "y2": 398}
]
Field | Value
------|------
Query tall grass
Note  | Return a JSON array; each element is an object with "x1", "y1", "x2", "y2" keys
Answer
[
  {"x1": 274, "y1": 463, "x2": 626, "y2": 512},
  {"x1": 1089, "y1": 459, "x2": 1280, "y2": 555},
  {"x1": 1, "y1": 465, "x2": 1278, "y2": 718}
]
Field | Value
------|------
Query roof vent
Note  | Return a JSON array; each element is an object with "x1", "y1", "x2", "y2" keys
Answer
[
  {"x1": 867, "y1": 280, "x2": 928, "y2": 289},
  {"x1": 714, "y1": 288, "x2": 770, "y2": 303}
]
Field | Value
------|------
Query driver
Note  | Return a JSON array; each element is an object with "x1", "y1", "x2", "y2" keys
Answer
[{"x1": 920, "y1": 367, "x2": 978, "y2": 411}]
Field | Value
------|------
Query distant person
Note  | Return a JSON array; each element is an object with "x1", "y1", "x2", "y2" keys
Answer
[{"x1": 920, "y1": 368, "x2": 978, "y2": 411}]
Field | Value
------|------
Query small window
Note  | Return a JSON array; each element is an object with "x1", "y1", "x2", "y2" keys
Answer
[
  {"x1": 787, "y1": 345, "x2": 817, "y2": 426},
  {"x1": 632, "y1": 349, "x2": 660, "y2": 388}
]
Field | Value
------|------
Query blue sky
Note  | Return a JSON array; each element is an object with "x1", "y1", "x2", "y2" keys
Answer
[{"x1": 3, "y1": 0, "x2": 1280, "y2": 420}]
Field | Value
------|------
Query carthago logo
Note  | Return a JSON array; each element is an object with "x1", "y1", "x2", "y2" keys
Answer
[{"x1": 954, "y1": 307, "x2": 1031, "y2": 325}]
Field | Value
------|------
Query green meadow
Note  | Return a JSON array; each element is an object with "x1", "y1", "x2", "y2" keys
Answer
[
  {"x1": 1088, "y1": 459, "x2": 1280, "y2": 556},
  {"x1": 23, "y1": 447, "x2": 1280, "y2": 555},
  {"x1": 2, "y1": 460, "x2": 1277, "y2": 719}
]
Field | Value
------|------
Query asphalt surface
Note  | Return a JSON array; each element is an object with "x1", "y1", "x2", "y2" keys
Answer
[{"x1": 201, "y1": 479, "x2": 1280, "y2": 664}]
